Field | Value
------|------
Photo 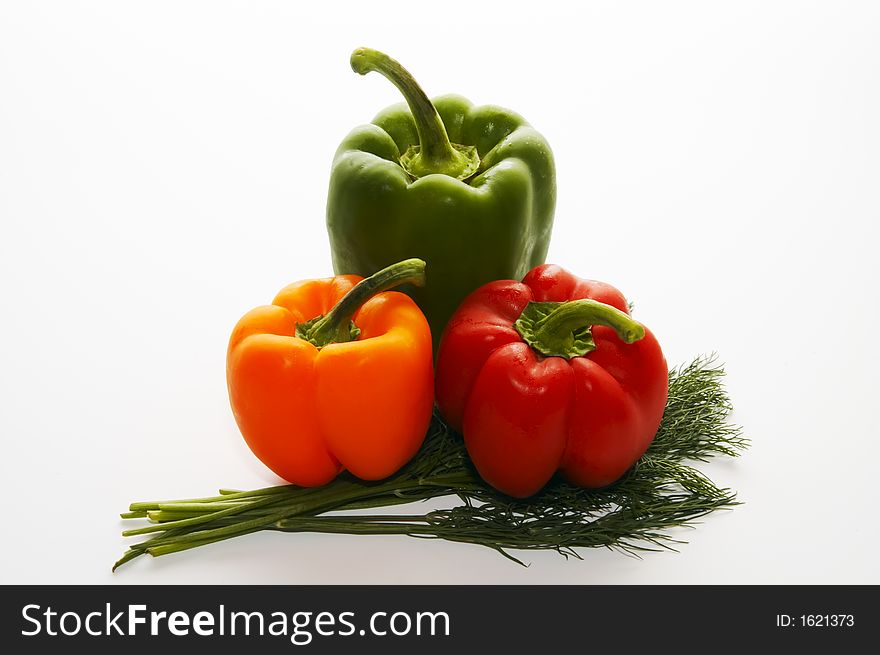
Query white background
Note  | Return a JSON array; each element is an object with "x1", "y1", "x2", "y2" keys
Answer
[{"x1": 1, "y1": 1, "x2": 878, "y2": 584}]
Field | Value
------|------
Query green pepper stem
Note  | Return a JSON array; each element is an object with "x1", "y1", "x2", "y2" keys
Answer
[
  {"x1": 298, "y1": 258, "x2": 426, "y2": 349},
  {"x1": 536, "y1": 299, "x2": 644, "y2": 346},
  {"x1": 350, "y1": 48, "x2": 479, "y2": 180}
]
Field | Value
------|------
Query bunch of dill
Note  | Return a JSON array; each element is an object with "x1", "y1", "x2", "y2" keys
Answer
[{"x1": 114, "y1": 356, "x2": 747, "y2": 570}]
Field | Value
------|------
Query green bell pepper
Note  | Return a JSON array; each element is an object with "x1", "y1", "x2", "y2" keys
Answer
[{"x1": 326, "y1": 48, "x2": 556, "y2": 348}]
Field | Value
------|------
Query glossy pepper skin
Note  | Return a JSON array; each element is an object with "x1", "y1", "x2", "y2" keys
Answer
[
  {"x1": 435, "y1": 264, "x2": 668, "y2": 498},
  {"x1": 227, "y1": 260, "x2": 434, "y2": 486},
  {"x1": 327, "y1": 48, "x2": 555, "y2": 350}
]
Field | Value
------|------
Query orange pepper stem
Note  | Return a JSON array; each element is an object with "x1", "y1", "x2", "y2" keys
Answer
[{"x1": 297, "y1": 258, "x2": 427, "y2": 349}]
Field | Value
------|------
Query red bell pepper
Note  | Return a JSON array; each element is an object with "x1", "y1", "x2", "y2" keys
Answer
[{"x1": 435, "y1": 264, "x2": 668, "y2": 498}]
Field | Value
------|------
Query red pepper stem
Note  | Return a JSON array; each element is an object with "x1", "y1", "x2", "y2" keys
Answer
[
  {"x1": 350, "y1": 48, "x2": 479, "y2": 180},
  {"x1": 515, "y1": 298, "x2": 645, "y2": 359},
  {"x1": 298, "y1": 259, "x2": 426, "y2": 349},
  {"x1": 535, "y1": 299, "x2": 644, "y2": 347}
]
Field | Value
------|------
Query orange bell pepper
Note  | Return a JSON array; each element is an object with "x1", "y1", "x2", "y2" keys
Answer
[{"x1": 226, "y1": 259, "x2": 434, "y2": 486}]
